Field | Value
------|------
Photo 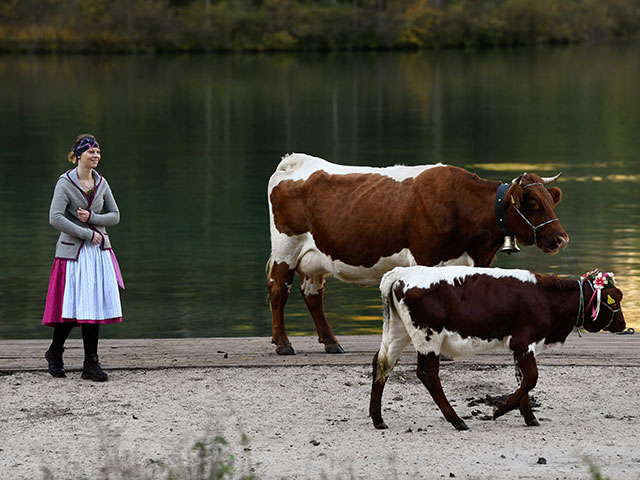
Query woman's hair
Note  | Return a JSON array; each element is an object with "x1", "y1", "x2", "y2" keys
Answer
[{"x1": 67, "y1": 133, "x2": 98, "y2": 164}]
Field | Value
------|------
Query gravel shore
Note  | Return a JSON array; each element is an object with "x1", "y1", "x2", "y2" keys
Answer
[{"x1": 1, "y1": 359, "x2": 639, "y2": 479}]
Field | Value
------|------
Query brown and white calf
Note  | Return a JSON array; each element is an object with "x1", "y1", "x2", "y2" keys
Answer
[
  {"x1": 267, "y1": 153, "x2": 569, "y2": 355},
  {"x1": 370, "y1": 266, "x2": 626, "y2": 430}
]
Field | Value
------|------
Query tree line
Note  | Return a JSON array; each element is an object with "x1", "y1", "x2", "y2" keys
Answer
[{"x1": 0, "y1": 0, "x2": 638, "y2": 53}]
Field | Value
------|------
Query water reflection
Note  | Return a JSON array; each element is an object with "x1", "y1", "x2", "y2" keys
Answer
[{"x1": 0, "y1": 42, "x2": 638, "y2": 339}]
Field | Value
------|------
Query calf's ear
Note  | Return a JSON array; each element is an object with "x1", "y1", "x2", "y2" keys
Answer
[{"x1": 547, "y1": 187, "x2": 562, "y2": 205}]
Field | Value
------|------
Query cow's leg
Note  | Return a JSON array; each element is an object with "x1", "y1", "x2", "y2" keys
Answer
[
  {"x1": 493, "y1": 351, "x2": 539, "y2": 422},
  {"x1": 300, "y1": 275, "x2": 343, "y2": 353},
  {"x1": 369, "y1": 327, "x2": 411, "y2": 429},
  {"x1": 416, "y1": 352, "x2": 468, "y2": 431},
  {"x1": 268, "y1": 261, "x2": 296, "y2": 355}
]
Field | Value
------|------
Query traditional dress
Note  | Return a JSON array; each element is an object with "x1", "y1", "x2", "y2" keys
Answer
[{"x1": 42, "y1": 168, "x2": 124, "y2": 326}]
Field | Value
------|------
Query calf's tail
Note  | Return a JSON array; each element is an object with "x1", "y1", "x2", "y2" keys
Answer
[
  {"x1": 376, "y1": 269, "x2": 405, "y2": 382},
  {"x1": 379, "y1": 269, "x2": 401, "y2": 324}
]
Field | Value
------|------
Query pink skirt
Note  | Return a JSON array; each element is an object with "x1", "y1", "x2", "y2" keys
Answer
[{"x1": 42, "y1": 248, "x2": 125, "y2": 326}]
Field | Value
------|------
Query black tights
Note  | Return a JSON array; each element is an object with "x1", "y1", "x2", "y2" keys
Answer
[{"x1": 51, "y1": 323, "x2": 100, "y2": 361}]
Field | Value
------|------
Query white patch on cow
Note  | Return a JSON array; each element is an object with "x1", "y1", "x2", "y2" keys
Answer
[
  {"x1": 382, "y1": 265, "x2": 536, "y2": 295},
  {"x1": 525, "y1": 339, "x2": 558, "y2": 357},
  {"x1": 435, "y1": 252, "x2": 475, "y2": 267},
  {"x1": 300, "y1": 275, "x2": 326, "y2": 296},
  {"x1": 278, "y1": 233, "x2": 419, "y2": 287},
  {"x1": 330, "y1": 249, "x2": 418, "y2": 286},
  {"x1": 439, "y1": 331, "x2": 511, "y2": 358},
  {"x1": 269, "y1": 153, "x2": 444, "y2": 193}
]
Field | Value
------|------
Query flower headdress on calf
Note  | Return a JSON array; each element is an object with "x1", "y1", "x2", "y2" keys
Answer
[{"x1": 580, "y1": 269, "x2": 617, "y2": 319}]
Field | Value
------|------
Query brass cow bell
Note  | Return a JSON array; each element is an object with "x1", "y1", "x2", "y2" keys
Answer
[{"x1": 500, "y1": 236, "x2": 521, "y2": 255}]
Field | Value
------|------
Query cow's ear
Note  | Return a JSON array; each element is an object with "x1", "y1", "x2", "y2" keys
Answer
[
  {"x1": 547, "y1": 187, "x2": 562, "y2": 205},
  {"x1": 509, "y1": 184, "x2": 523, "y2": 207}
]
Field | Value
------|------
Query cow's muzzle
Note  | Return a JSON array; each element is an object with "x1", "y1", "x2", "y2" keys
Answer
[{"x1": 541, "y1": 232, "x2": 569, "y2": 253}]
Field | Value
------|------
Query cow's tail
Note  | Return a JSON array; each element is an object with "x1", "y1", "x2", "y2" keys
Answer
[
  {"x1": 275, "y1": 152, "x2": 304, "y2": 174},
  {"x1": 265, "y1": 256, "x2": 274, "y2": 309},
  {"x1": 265, "y1": 255, "x2": 274, "y2": 279}
]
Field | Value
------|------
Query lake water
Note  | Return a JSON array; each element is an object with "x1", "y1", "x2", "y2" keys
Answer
[{"x1": 1, "y1": 42, "x2": 638, "y2": 340}]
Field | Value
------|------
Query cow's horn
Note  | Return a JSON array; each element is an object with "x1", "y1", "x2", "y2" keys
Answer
[
  {"x1": 540, "y1": 172, "x2": 563, "y2": 184},
  {"x1": 511, "y1": 173, "x2": 526, "y2": 185}
]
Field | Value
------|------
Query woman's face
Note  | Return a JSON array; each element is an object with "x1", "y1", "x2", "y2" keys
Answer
[{"x1": 78, "y1": 147, "x2": 100, "y2": 169}]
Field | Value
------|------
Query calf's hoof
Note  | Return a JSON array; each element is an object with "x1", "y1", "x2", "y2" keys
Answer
[
  {"x1": 492, "y1": 406, "x2": 506, "y2": 420},
  {"x1": 526, "y1": 418, "x2": 540, "y2": 427},
  {"x1": 275, "y1": 344, "x2": 296, "y2": 355},
  {"x1": 453, "y1": 420, "x2": 469, "y2": 431},
  {"x1": 324, "y1": 344, "x2": 345, "y2": 354},
  {"x1": 374, "y1": 421, "x2": 388, "y2": 430}
]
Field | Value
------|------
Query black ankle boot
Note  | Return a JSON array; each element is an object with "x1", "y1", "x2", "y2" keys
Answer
[
  {"x1": 45, "y1": 347, "x2": 66, "y2": 377},
  {"x1": 82, "y1": 354, "x2": 108, "y2": 382}
]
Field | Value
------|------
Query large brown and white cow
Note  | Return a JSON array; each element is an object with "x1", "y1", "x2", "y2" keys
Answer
[
  {"x1": 369, "y1": 266, "x2": 626, "y2": 430},
  {"x1": 267, "y1": 153, "x2": 569, "y2": 355}
]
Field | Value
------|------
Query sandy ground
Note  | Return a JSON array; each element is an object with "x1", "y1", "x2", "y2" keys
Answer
[{"x1": 1, "y1": 361, "x2": 639, "y2": 480}]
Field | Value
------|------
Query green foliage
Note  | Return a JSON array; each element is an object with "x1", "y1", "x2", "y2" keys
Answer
[
  {"x1": 584, "y1": 456, "x2": 611, "y2": 480},
  {"x1": 0, "y1": 0, "x2": 640, "y2": 52},
  {"x1": 41, "y1": 433, "x2": 258, "y2": 479},
  {"x1": 166, "y1": 434, "x2": 258, "y2": 480},
  {"x1": 0, "y1": 0, "x2": 639, "y2": 52}
]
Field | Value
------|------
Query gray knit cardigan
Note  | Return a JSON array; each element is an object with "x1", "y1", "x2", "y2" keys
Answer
[{"x1": 49, "y1": 168, "x2": 120, "y2": 260}]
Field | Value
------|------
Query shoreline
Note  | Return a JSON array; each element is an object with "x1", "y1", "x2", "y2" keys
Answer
[{"x1": 1, "y1": 333, "x2": 639, "y2": 372}]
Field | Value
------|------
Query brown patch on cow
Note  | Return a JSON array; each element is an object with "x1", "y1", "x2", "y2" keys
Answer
[
  {"x1": 271, "y1": 169, "x2": 418, "y2": 267},
  {"x1": 402, "y1": 275, "x2": 549, "y2": 343},
  {"x1": 270, "y1": 166, "x2": 506, "y2": 268}
]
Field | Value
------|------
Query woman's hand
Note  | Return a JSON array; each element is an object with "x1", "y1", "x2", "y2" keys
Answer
[
  {"x1": 91, "y1": 232, "x2": 103, "y2": 245},
  {"x1": 77, "y1": 208, "x2": 90, "y2": 223}
]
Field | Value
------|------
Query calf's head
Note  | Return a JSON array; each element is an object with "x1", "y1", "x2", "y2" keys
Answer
[
  {"x1": 506, "y1": 173, "x2": 569, "y2": 253},
  {"x1": 585, "y1": 286, "x2": 626, "y2": 333}
]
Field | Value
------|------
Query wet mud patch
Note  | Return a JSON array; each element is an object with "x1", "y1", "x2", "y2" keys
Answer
[{"x1": 463, "y1": 394, "x2": 541, "y2": 421}]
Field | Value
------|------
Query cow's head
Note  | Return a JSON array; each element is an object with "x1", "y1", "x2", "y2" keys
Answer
[
  {"x1": 584, "y1": 286, "x2": 626, "y2": 333},
  {"x1": 506, "y1": 172, "x2": 569, "y2": 253}
]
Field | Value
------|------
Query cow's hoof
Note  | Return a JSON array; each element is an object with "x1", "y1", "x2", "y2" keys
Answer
[
  {"x1": 454, "y1": 421, "x2": 469, "y2": 431},
  {"x1": 374, "y1": 422, "x2": 388, "y2": 430},
  {"x1": 325, "y1": 344, "x2": 345, "y2": 354},
  {"x1": 440, "y1": 354, "x2": 454, "y2": 362},
  {"x1": 276, "y1": 344, "x2": 296, "y2": 355},
  {"x1": 526, "y1": 418, "x2": 540, "y2": 427}
]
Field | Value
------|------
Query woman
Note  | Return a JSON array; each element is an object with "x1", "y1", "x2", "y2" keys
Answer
[{"x1": 42, "y1": 134, "x2": 124, "y2": 382}]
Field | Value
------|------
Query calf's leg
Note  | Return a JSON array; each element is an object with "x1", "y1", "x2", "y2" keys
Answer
[
  {"x1": 370, "y1": 327, "x2": 411, "y2": 429},
  {"x1": 493, "y1": 351, "x2": 539, "y2": 422},
  {"x1": 267, "y1": 262, "x2": 296, "y2": 355},
  {"x1": 300, "y1": 275, "x2": 343, "y2": 353},
  {"x1": 416, "y1": 352, "x2": 468, "y2": 431},
  {"x1": 519, "y1": 394, "x2": 540, "y2": 426},
  {"x1": 369, "y1": 351, "x2": 389, "y2": 429}
]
